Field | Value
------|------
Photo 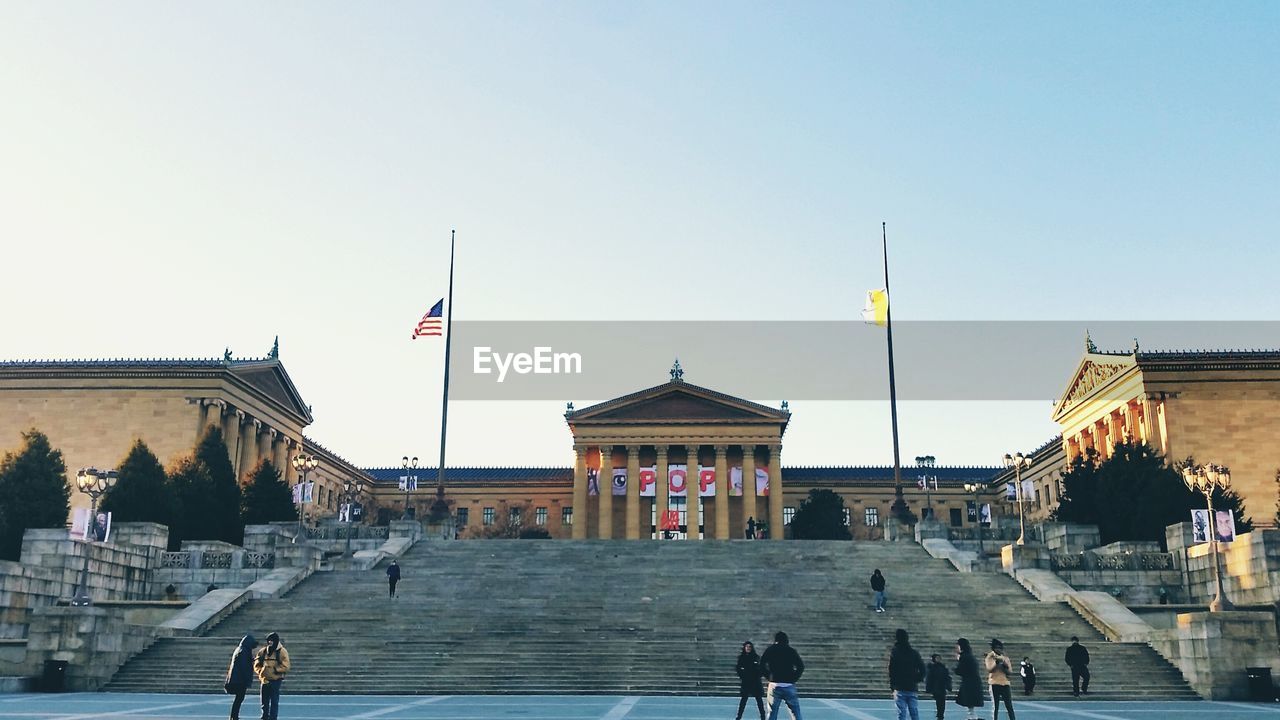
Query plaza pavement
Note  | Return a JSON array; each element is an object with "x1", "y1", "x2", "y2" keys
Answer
[{"x1": 1, "y1": 694, "x2": 1279, "y2": 720}]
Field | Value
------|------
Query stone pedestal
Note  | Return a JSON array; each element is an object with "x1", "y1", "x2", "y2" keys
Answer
[
  {"x1": 273, "y1": 544, "x2": 322, "y2": 570},
  {"x1": 914, "y1": 519, "x2": 948, "y2": 543},
  {"x1": 1148, "y1": 611, "x2": 1280, "y2": 700},
  {"x1": 1041, "y1": 522, "x2": 1101, "y2": 554},
  {"x1": 390, "y1": 520, "x2": 423, "y2": 542},
  {"x1": 1001, "y1": 543, "x2": 1051, "y2": 572}
]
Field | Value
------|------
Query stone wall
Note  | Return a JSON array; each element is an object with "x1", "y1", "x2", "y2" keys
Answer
[
  {"x1": 1177, "y1": 528, "x2": 1280, "y2": 606},
  {"x1": 19, "y1": 529, "x2": 157, "y2": 602},
  {"x1": 23, "y1": 606, "x2": 157, "y2": 691},
  {"x1": 1041, "y1": 522, "x2": 1101, "y2": 554},
  {"x1": 152, "y1": 540, "x2": 280, "y2": 600},
  {"x1": 1147, "y1": 611, "x2": 1280, "y2": 700},
  {"x1": 0, "y1": 561, "x2": 63, "y2": 640}
]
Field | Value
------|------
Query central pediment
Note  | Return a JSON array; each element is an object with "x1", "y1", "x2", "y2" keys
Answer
[{"x1": 568, "y1": 381, "x2": 790, "y2": 425}]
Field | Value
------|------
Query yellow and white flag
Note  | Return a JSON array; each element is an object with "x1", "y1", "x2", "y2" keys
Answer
[{"x1": 861, "y1": 288, "x2": 888, "y2": 327}]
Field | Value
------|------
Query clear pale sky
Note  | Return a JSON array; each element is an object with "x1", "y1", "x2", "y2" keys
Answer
[{"x1": 2, "y1": 2, "x2": 1277, "y2": 470}]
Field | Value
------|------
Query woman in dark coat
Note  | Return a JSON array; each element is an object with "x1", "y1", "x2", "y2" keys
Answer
[
  {"x1": 954, "y1": 637, "x2": 984, "y2": 720},
  {"x1": 225, "y1": 634, "x2": 257, "y2": 720},
  {"x1": 734, "y1": 640, "x2": 766, "y2": 720}
]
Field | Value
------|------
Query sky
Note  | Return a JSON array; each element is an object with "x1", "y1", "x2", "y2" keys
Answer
[{"x1": 2, "y1": 2, "x2": 1277, "y2": 471}]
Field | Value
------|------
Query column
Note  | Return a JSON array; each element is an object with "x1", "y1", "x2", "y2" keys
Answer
[
  {"x1": 283, "y1": 438, "x2": 298, "y2": 485},
  {"x1": 713, "y1": 445, "x2": 729, "y2": 540},
  {"x1": 572, "y1": 445, "x2": 588, "y2": 540},
  {"x1": 1126, "y1": 401, "x2": 1141, "y2": 444},
  {"x1": 625, "y1": 445, "x2": 641, "y2": 540},
  {"x1": 198, "y1": 398, "x2": 219, "y2": 437},
  {"x1": 1142, "y1": 396, "x2": 1161, "y2": 452},
  {"x1": 270, "y1": 430, "x2": 285, "y2": 474},
  {"x1": 742, "y1": 444, "x2": 757, "y2": 536},
  {"x1": 222, "y1": 408, "x2": 240, "y2": 467},
  {"x1": 598, "y1": 445, "x2": 614, "y2": 539},
  {"x1": 685, "y1": 445, "x2": 700, "y2": 540},
  {"x1": 258, "y1": 425, "x2": 273, "y2": 469},
  {"x1": 656, "y1": 445, "x2": 669, "y2": 540},
  {"x1": 239, "y1": 418, "x2": 259, "y2": 481},
  {"x1": 768, "y1": 444, "x2": 784, "y2": 541}
]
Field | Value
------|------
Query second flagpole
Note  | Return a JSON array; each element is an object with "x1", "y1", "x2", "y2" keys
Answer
[{"x1": 431, "y1": 229, "x2": 456, "y2": 522}]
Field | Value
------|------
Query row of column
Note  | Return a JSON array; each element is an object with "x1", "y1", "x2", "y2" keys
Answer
[
  {"x1": 197, "y1": 398, "x2": 298, "y2": 483},
  {"x1": 1068, "y1": 394, "x2": 1169, "y2": 462},
  {"x1": 571, "y1": 443, "x2": 784, "y2": 541}
]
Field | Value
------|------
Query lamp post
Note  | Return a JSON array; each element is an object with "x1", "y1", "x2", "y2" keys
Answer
[
  {"x1": 915, "y1": 455, "x2": 937, "y2": 520},
  {"x1": 291, "y1": 454, "x2": 318, "y2": 544},
  {"x1": 71, "y1": 467, "x2": 118, "y2": 607},
  {"x1": 401, "y1": 456, "x2": 418, "y2": 520},
  {"x1": 964, "y1": 482, "x2": 985, "y2": 558},
  {"x1": 1003, "y1": 452, "x2": 1034, "y2": 546},
  {"x1": 342, "y1": 478, "x2": 366, "y2": 558},
  {"x1": 1179, "y1": 462, "x2": 1235, "y2": 612}
]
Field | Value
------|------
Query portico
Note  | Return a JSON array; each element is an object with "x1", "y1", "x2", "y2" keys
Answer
[{"x1": 565, "y1": 365, "x2": 790, "y2": 540}]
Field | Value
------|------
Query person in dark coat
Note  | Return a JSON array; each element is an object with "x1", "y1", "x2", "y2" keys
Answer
[
  {"x1": 746, "y1": 516, "x2": 757, "y2": 539},
  {"x1": 1019, "y1": 657, "x2": 1036, "y2": 695},
  {"x1": 734, "y1": 640, "x2": 766, "y2": 720},
  {"x1": 387, "y1": 560, "x2": 401, "y2": 598},
  {"x1": 759, "y1": 631, "x2": 805, "y2": 720},
  {"x1": 224, "y1": 634, "x2": 256, "y2": 720},
  {"x1": 871, "y1": 569, "x2": 887, "y2": 612},
  {"x1": 1065, "y1": 637, "x2": 1090, "y2": 696},
  {"x1": 924, "y1": 654, "x2": 952, "y2": 720},
  {"x1": 888, "y1": 629, "x2": 926, "y2": 720},
  {"x1": 953, "y1": 638, "x2": 984, "y2": 720}
]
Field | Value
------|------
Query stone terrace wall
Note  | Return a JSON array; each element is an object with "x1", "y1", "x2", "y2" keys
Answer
[
  {"x1": 152, "y1": 540, "x2": 279, "y2": 600},
  {"x1": 0, "y1": 561, "x2": 62, "y2": 639},
  {"x1": 1171, "y1": 526, "x2": 1280, "y2": 606},
  {"x1": 19, "y1": 529, "x2": 158, "y2": 603}
]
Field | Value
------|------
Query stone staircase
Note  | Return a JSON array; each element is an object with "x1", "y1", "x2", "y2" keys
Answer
[{"x1": 103, "y1": 540, "x2": 1197, "y2": 698}]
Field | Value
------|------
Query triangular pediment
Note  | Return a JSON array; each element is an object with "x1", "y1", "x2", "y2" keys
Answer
[
  {"x1": 1051, "y1": 354, "x2": 1136, "y2": 420},
  {"x1": 229, "y1": 361, "x2": 312, "y2": 423},
  {"x1": 570, "y1": 382, "x2": 789, "y2": 424}
]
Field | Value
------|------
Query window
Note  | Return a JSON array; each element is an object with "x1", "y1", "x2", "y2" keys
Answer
[
  {"x1": 482, "y1": 507, "x2": 495, "y2": 526},
  {"x1": 783, "y1": 507, "x2": 795, "y2": 526},
  {"x1": 509, "y1": 506, "x2": 522, "y2": 525},
  {"x1": 949, "y1": 508, "x2": 963, "y2": 527},
  {"x1": 456, "y1": 507, "x2": 469, "y2": 527},
  {"x1": 535, "y1": 507, "x2": 548, "y2": 526},
  {"x1": 562, "y1": 506, "x2": 573, "y2": 526},
  {"x1": 864, "y1": 507, "x2": 879, "y2": 527},
  {"x1": 843, "y1": 508, "x2": 851, "y2": 526}
]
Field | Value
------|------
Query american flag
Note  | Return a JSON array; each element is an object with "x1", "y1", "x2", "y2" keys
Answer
[{"x1": 411, "y1": 299, "x2": 444, "y2": 339}]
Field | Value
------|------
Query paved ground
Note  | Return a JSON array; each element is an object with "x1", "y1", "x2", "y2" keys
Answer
[{"x1": 1, "y1": 694, "x2": 1279, "y2": 720}]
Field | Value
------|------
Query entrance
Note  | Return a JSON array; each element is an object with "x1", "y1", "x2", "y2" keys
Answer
[{"x1": 650, "y1": 497, "x2": 704, "y2": 539}]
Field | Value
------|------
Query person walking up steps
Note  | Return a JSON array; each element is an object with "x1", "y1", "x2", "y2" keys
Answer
[
  {"x1": 985, "y1": 639, "x2": 1016, "y2": 720},
  {"x1": 954, "y1": 638, "x2": 984, "y2": 720},
  {"x1": 387, "y1": 560, "x2": 401, "y2": 598},
  {"x1": 1019, "y1": 657, "x2": 1036, "y2": 696},
  {"x1": 735, "y1": 641, "x2": 766, "y2": 720},
  {"x1": 760, "y1": 631, "x2": 805, "y2": 720},
  {"x1": 1065, "y1": 637, "x2": 1090, "y2": 697},
  {"x1": 888, "y1": 629, "x2": 926, "y2": 720},
  {"x1": 925, "y1": 654, "x2": 952, "y2": 720},
  {"x1": 871, "y1": 569, "x2": 887, "y2": 612}
]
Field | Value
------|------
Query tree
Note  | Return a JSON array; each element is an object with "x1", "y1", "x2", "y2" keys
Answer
[
  {"x1": 1052, "y1": 442, "x2": 1253, "y2": 546},
  {"x1": 0, "y1": 430, "x2": 71, "y2": 560},
  {"x1": 193, "y1": 427, "x2": 243, "y2": 545},
  {"x1": 241, "y1": 460, "x2": 296, "y2": 526},
  {"x1": 789, "y1": 489, "x2": 852, "y2": 540},
  {"x1": 100, "y1": 440, "x2": 174, "y2": 528},
  {"x1": 168, "y1": 456, "x2": 216, "y2": 550}
]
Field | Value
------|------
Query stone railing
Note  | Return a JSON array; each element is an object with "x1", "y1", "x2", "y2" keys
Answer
[
  {"x1": 304, "y1": 526, "x2": 388, "y2": 541},
  {"x1": 1050, "y1": 551, "x2": 1176, "y2": 572},
  {"x1": 158, "y1": 550, "x2": 274, "y2": 570}
]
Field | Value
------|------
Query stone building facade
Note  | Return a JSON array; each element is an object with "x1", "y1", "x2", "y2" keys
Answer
[{"x1": 1051, "y1": 343, "x2": 1280, "y2": 525}]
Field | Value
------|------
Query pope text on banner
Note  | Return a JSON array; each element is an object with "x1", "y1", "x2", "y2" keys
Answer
[
  {"x1": 698, "y1": 466, "x2": 715, "y2": 497},
  {"x1": 668, "y1": 464, "x2": 688, "y2": 497},
  {"x1": 639, "y1": 466, "x2": 657, "y2": 497}
]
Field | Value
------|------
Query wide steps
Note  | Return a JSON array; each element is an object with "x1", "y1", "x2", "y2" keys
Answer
[{"x1": 104, "y1": 540, "x2": 1198, "y2": 699}]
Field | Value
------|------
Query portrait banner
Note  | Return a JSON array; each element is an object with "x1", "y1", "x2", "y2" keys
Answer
[
  {"x1": 668, "y1": 464, "x2": 688, "y2": 497},
  {"x1": 587, "y1": 468, "x2": 599, "y2": 496},
  {"x1": 729, "y1": 466, "x2": 744, "y2": 497},
  {"x1": 756, "y1": 466, "x2": 769, "y2": 496},
  {"x1": 1215, "y1": 510, "x2": 1236, "y2": 543},
  {"x1": 698, "y1": 466, "x2": 715, "y2": 497},
  {"x1": 1191, "y1": 509, "x2": 1210, "y2": 543},
  {"x1": 612, "y1": 468, "x2": 627, "y2": 496},
  {"x1": 639, "y1": 466, "x2": 657, "y2": 497}
]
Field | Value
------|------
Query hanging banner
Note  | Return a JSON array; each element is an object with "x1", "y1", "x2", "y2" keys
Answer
[
  {"x1": 698, "y1": 466, "x2": 715, "y2": 497},
  {"x1": 729, "y1": 467, "x2": 744, "y2": 496},
  {"x1": 966, "y1": 500, "x2": 977, "y2": 522},
  {"x1": 1215, "y1": 510, "x2": 1236, "y2": 543},
  {"x1": 659, "y1": 509, "x2": 681, "y2": 531},
  {"x1": 612, "y1": 468, "x2": 627, "y2": 496},
  {"x1": 292, "y1": 483, "x2": 304, "y2": 505},
  {"x1": 1022, "y1": 478, "x2": 1036, "y2": 502},
  {"x1": 639, "y1": 466, "x2": 657, "y2": 497},
  {"x1": 587, "y1": 468, "x2": 600, "y2": 496},
  {"x1": 303, "y1": 482, "x2": 315, "y2": 504},
  {"x1": 1005, "y1": 482, "x2": 1016, "y2": 500},
  {"x1": 398, "y1": 474, "x2": 418, "y2": 491},
  {"x1": 980, "y1": 503, "x2": 992, "y2": 526},
  {"x1": 756, "y1": 466, "x2": 770, "y2": 496},
  {"x1": 70, "y1": 509, "x2": 111, "y2": 542},
  {"x1": 668, "y1": 464, "x2": 688, "y2": 497},
  {"x1": 1190, "y1": 509, "x2": 1210, "y2": 543}
]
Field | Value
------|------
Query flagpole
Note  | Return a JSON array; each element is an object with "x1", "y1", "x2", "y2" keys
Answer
[
  {"x1": 431, "y1": 229, "x2": 456, "y2": 521},
  {"x1": 882, "y1": 222, "x2": 904, "y2": 500}
]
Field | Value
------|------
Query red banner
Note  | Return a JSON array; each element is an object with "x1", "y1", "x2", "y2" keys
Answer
[{"x1": 659, "y1": 510, "x2": 681, "y2": 531}]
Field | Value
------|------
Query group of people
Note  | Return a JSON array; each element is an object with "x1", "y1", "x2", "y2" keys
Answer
[
  {"x1": 735, "y1": 630, "x2": 1093, "y2": 720},
  {"x1": 223, "y1": 632, "x2": 291, "y2": 720},
  {"x1": 745, "y1": 516, "x2": 770, "y2": 540}
]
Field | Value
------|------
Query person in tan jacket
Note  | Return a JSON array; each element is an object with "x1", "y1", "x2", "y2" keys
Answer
[
  {"x1": 984, "y1": 638, "x2": 1016, "y2": 720},
  {"x1": 253, "y1": 632, "x2": 290, "y2": 720}
]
